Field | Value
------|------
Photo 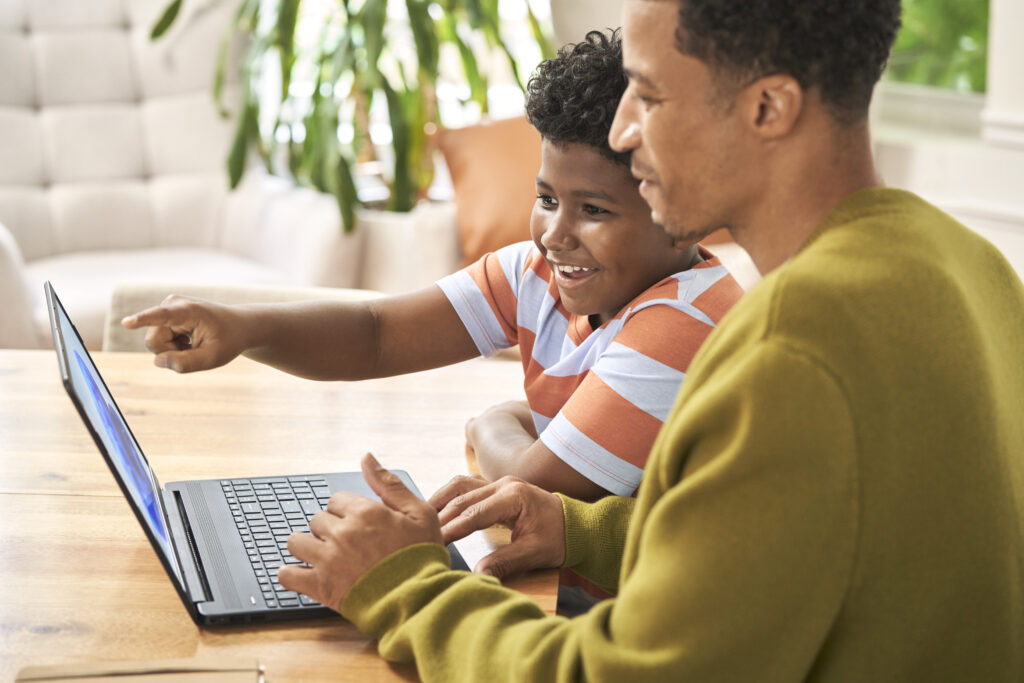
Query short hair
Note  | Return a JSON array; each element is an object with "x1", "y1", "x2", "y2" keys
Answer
[
  {"x1": 673, "y1": 0, "x2": 902, "y2": 123},
  {"x1": 525, "y1": 29, "x2": 629, "y2": 166}
]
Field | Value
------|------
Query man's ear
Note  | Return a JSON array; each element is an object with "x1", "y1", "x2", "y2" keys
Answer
[{"x1": 739, "y1": 74, "x2": 803, "y2": 139}]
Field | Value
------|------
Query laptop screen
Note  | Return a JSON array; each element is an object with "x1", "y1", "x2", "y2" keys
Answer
[{"x1": 48, "y1": 284, "x2": 180, "y2": 579}]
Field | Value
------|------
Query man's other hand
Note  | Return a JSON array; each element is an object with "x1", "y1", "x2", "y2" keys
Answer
[
  {"x1": 429, "y1": 474, "x2": 566, "y2": 580},
  {"x1": 279, "y1": 453, "x2": 443, "y2": 611}
]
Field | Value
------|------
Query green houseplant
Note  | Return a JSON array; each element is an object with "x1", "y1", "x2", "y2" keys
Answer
[
  {"x1": 886, "y1": 0, "x2": 989, "y2": 93},
  {"x1": 152, "y1": 0, "x2": 554, "y2": 232}
]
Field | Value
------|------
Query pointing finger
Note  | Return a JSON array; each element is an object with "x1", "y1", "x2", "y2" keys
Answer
[{"x1": 122, "y1": 304, "x2": 179, "y2": 330}]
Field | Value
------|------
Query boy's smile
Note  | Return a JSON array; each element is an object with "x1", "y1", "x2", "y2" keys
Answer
[{"x1": 531, "y1": 139, "x2": 698, "y2": 326}]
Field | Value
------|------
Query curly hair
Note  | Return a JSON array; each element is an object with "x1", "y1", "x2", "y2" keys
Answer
[
  {"x1": 525, "y1": 29, "x2": 629, "y2": 166},
  {"x1": 673, "y1": 0, "x2": 902, "y2": 123}
]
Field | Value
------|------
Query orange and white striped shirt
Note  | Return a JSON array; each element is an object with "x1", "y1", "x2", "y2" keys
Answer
[{"x1": 438, "y1": 241, "x2": 743, "y2": 495}]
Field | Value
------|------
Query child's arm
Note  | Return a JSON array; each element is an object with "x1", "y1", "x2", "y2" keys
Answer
[
  {"x1": 467, "y1": 400, "x2": 610, "y2": 501},
  {"x1": 122, "y1": 285, "x2": 480, "y2": 380}
]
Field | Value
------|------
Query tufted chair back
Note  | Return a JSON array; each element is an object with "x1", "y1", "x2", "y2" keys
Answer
[
  {"x1": 0, "y1": 0, "x2": 237, "y2": 260},
  {"x1": 0, "y1": 0, "x2": 374, "y2": 350}
]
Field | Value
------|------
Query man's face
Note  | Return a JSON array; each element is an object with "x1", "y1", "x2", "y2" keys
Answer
[
  {"x1": 610, "y1": 0, "x2": 752, "y2": 242},
  {"x1": 530, "y1": 139, "x2": 691, "y2": 325}
]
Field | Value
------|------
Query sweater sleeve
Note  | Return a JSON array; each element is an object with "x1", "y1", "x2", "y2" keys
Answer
[
  {"x1": 341, "y1": 339, "x2": 859, "y2": 682},
  {"x1": 559, "y1": 493, "x2": 635, "y2": 593}
]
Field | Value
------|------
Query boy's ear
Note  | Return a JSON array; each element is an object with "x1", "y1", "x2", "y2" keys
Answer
[{"x1": 738, "y1": 74, "x2": 803, "y2": 139}]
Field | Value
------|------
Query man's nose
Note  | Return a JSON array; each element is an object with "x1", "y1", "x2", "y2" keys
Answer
[{"x1": 609, "y1": 94, "x2": 640, "y2": 153}]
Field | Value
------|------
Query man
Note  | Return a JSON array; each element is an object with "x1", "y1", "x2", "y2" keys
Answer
[{"x1": 279, "y1": 1, "x2": 1024, "y2": 681}]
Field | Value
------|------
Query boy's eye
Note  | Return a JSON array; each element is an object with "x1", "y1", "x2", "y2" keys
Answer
[
  {"x1": 583, "y1": 204, "x2": 609, "y2": 216},
  {"x1": 537, "y1": 194, "x2": 557, "y2": 208}
]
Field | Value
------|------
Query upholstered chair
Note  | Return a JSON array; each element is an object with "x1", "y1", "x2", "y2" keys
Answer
[{"x1": 0, "y1": 0, "x2": 363, "y2": 349}]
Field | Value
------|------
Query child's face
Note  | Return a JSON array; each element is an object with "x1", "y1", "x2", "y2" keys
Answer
[{"x1": 531, "y1": 139, "x2": 695, "y2": 325}]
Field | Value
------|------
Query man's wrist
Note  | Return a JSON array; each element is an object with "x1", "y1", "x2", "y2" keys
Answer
[
  {"x1": 556, "y1": 493, "x2": 585, "y2": 568},
  {"x1": 340, "y1": 543, "x2": 453, "y2": 634}
]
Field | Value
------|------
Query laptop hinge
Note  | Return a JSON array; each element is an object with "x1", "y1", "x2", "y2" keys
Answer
[{"x1": 170, "y1": 489, "x2": 213, "y2": 603}]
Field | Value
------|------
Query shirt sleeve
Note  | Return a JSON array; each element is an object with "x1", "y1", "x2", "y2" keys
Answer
[
  {"x1": 340, "y1": 340, "x2": 859, "y2": 683},
  {"x1": 436, "y1": 241, "x2": 533, "y2": 357},
  {"x1": 539, "y1": 305, "x2": 717, "y2": 496}
]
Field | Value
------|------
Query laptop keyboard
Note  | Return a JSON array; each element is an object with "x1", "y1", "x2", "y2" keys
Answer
[{"x1": 220, "y1": 475, "x2": 332, "y2": 609}]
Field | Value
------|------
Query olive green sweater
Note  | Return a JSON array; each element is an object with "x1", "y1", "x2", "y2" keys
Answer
[{"x1": 341, "y1": 189, "x2": 1024, "y2": 682}]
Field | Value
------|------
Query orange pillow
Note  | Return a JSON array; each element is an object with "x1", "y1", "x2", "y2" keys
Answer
[{"x1": 436, "y1": 116, "x2": 542, "y2": 266}]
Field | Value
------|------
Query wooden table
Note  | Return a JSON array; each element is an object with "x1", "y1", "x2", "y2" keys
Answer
[{"x1": 0, "y1": 350, "x2": 557, "y2": 681}]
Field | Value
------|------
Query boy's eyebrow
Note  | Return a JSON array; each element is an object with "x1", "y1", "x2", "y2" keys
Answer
[
  {"x1": 573, "y1": 189, "x2": 615, "y2": 202},
  {"x1": 536, "y1": 178, "x2": 616, "y2": 203}
]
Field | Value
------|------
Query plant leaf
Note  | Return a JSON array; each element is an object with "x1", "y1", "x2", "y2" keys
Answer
[
  {"x1": 277, "y1": 0, "x2": 300, "y2": 101},
  {"x1": 406, "y1": 0, "x2": 439, "y2": 75},
  {"x1": 227, "y1": 101, "x2": 257, "y2": 188},
  {"x1": 150, "y1": 0, "x2": 183, "y2": 40},
  {"x1": 441, "y1": 13, "x2": 487, "y2": 109},
  {"x1": 212, "y1": 22, "x2": 235, "y2": 117},
  {"x1": 525, "y1": 2, "x2": 555, "y2": 60},
  {"x1": 334, "y1": 153, "x2": 359, "y2": 234},
  {"x1": 382, "y1": 79, "x2": 414, "y2": 212},
  {"x1": 360, "y1": 0, "x2": 388, "y2": 87}
]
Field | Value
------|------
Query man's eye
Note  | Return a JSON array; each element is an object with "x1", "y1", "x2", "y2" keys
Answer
[{"x1": 633, "y1": 91, "x2": 657, "y2": 107}]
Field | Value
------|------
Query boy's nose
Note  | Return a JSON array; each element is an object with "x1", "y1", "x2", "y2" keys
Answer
[{"x1": 540, "y1": 213, "x2": 578, "y2": 253}]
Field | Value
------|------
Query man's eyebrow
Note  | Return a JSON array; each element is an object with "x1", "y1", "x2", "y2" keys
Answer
[{"x1": 623, "y1": 67, "x2": 655, "y2": 88}]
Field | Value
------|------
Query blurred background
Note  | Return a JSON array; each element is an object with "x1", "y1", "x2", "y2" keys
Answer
[{"x1": 0, "y1": 0, "x2": 1020, "y2": 352}]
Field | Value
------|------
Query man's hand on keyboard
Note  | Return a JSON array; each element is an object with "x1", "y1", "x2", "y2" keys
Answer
[{"x1": 278, "y1": 453, "x2": 444, "y2": 611}]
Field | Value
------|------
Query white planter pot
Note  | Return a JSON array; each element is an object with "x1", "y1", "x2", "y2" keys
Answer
[{"x1": 357, "y1": 202, "x2": 461, "y2": 294}]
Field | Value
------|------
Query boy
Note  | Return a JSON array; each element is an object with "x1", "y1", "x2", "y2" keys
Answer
[{"x1": 123, "y1": 30, "x2": 742, "y2": 504}]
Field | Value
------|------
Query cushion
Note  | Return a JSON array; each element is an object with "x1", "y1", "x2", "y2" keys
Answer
[
  {"x1": 435, "y1": 116, "x2": 541, "y2": 266},
  {"x1": 26, "y1": 247, "x2": 292, "y2": 349},
  {"x1": 104, "y1": 281, "x2": 385, "y2": 352}
]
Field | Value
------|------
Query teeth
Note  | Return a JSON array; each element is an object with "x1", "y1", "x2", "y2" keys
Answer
[{"x1": 557, "y1": 264, "x2": 594, "y2": 274}]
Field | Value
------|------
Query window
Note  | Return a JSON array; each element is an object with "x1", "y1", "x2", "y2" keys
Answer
[{"x1": 886, "y1": 0, "x2": 989, "y2": 94}]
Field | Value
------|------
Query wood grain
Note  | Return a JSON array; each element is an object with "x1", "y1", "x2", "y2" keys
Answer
[{"x1": 0, "y1": 350, "x2": 556, "y2": 681}]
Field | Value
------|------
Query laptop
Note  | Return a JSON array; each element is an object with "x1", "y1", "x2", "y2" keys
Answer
[{"x1": 45, "y1": 281, "x2": 469, "y2": 626}]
